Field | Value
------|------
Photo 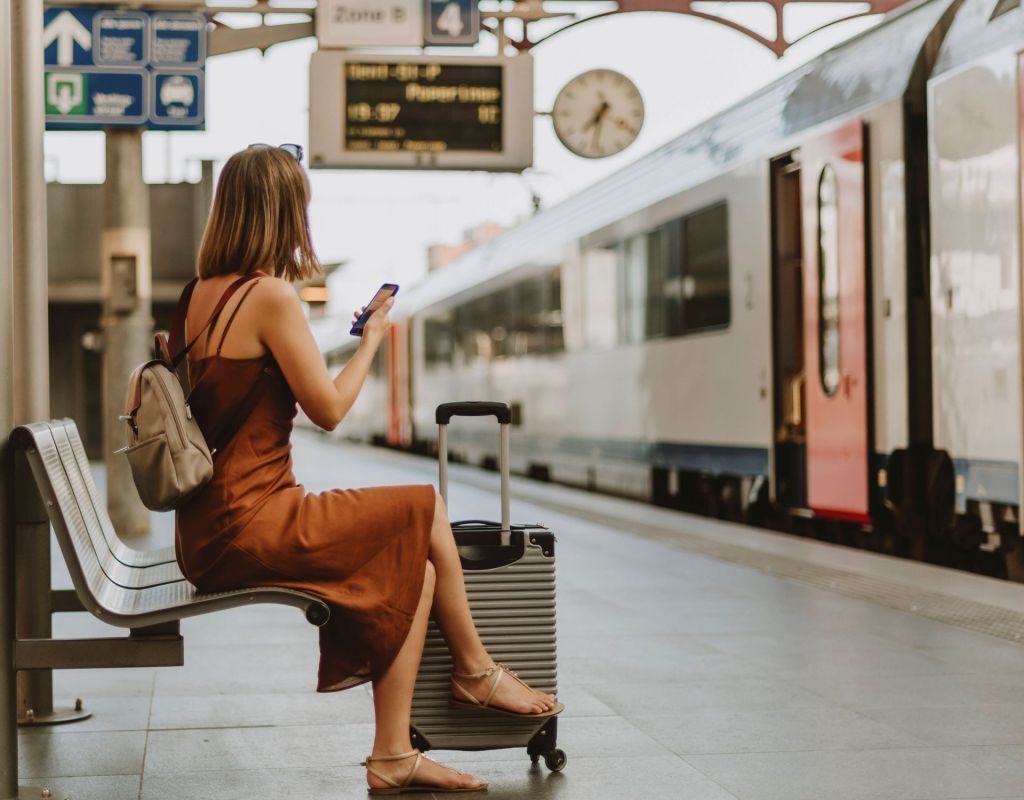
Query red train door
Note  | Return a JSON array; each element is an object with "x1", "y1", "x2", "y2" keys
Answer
[{"x1": 800, "y1": 120, "x2": 870, "y2": 522}]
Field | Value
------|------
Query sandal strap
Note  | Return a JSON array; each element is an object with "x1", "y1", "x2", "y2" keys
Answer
[
  {"x1": 361, "y1": 750, "x2": 422, "y2": 789},
  {"x1": 452, "y1": 663, "x2": 527, "y2": 708},
  {"x1": 363, "y1": 749, "x2": 420, "y2": 763},
  {"x1": 451, "y1": 664, "x2": 500, "y2": 681},
  {"x1": 483, "y1": 666, "x2": 504, "y2": 707}
]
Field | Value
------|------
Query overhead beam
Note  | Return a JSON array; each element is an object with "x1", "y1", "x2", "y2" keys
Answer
[{"x1": 209, "y1": 19, "x2": 314, "y2": 56}]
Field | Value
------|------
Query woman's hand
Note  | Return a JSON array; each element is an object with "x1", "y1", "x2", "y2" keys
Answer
[{"x1": 354, "y1": 296, "x2": 394, "y2": 350}]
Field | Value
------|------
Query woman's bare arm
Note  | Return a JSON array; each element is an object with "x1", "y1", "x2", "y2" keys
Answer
[{"x1": 256, "y1": 277, "x2": 393, "y2": 431}]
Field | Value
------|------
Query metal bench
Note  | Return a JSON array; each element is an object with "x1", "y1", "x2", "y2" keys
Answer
[{"x1": 8, "y1": 418, "x2": 330, "y2": 672}]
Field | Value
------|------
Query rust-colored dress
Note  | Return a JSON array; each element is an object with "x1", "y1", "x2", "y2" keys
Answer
[{"x1": 174, "y1": 279, "x2": 435, "y2": 692}]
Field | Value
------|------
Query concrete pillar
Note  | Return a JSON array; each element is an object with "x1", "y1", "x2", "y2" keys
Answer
[
  {"x1": 10, "y1": 0, "x2": 56, "y2": 730},
  {"x1": 11, "y1": 0, "x2": 49, "y2": 424},
  {"x1": 0, "y1": 0, "x2": 20, "y2": 793},
  {"x1": 102, "y1": 129, "x2": 153, "y2": 537}
]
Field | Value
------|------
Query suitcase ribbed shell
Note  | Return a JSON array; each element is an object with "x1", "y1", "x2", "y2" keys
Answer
[{"x1": 410, "y1": 531, "x2": 556, "y2": 751}]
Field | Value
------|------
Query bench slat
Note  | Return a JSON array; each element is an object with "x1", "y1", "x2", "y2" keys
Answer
[
  {"x1": 55, "y1": 419, "x2": 177, "y2": 567},
  {"x1": 45, "y1": 422, "x2": 183, "y2": 589}
]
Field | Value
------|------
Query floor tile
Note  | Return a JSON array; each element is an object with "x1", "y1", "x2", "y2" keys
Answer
[
  {"x1": 683, "y1": 747, "x2": 1020, "y2": 800},
  {"x1": 860, "y1": 704, "x2": 1024, "y2": 746},
  {"x1": 18, "y1": 697, "x2": 151, "y2": 736},
  {"x1": 474, "y1": 756, "x2": 739, "y2": 800},
  {"x1": 796, "y1": 671, "x2": 1024, "y2": 710},
  {"x1": 141, "y1": 766, "x2": 362, "y2": 800},
  {"x1": 586, "y1": 676, "x2": 832, "y2": 717},
  {"x1": 153, "y1": 643, "x2": 321, "y2": 696},
  {"x1": 54, "y1": 669, "x2": 155, "y2": 700},
  {"x1": 149, "y1": 689, "x2": 375, "y2": 729},
  {"x1": 633, "y1": 705, "x2": 923, "y2": 754},
  {"x1": 25, "y1": 774, "x2": 140, "y2": 800},
  {"x1": 19, "y1": 730, "x2": 146, "y2": 778},
  {"x1": 143, "y1": 722, "x2": 375, "y2": 774}
]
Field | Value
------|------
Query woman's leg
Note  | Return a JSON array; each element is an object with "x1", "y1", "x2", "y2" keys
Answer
[
  {"x1": 368, "y1": 561, "x2": 480, "y2": 790},
  {"x1": 427, "y1": 491, "x2": 556, "y2": 714}
]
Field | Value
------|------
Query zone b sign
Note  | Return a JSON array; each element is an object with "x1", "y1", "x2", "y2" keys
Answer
[{"x1": 425, "y1": 0, "x2": 479, "y2": 45}]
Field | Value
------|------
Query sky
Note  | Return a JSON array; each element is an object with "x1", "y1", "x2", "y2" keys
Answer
[{"x1": 42, "y1": 1, "x2": 880, "y2": 315}]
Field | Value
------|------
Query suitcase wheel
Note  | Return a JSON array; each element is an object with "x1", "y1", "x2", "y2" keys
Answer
[{"x1": 542, "y1": 748, "x2": 567, "y2": 773}]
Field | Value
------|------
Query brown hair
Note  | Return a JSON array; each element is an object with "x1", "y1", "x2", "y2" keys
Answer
[{"x1": 196, "y1": 146, "x2": 320, "y2": 281}]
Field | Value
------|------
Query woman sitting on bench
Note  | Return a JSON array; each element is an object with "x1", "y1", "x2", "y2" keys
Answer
[{"x1": 172, "y1": 143, "x2": 561, "y2": 796}]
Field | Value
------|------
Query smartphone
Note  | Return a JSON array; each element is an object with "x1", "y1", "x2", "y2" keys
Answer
[{"x1": 350, "y1": 283, "x2": 399, "y2": 336}]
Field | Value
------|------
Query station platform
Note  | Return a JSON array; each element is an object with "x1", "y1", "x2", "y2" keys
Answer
[{"x1": 22, "y1": 430, "x2": 1024, "y2": 800}]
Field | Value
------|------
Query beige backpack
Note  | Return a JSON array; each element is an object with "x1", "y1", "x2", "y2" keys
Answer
[{"x1": 120, "y1": 274, "x2": 265, "y2": 511}]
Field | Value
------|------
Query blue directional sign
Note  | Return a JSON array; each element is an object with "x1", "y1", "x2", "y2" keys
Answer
[
  {"x1": 424, "y1": 0, "x2": 479, "y2": 46},
  {"x1": 43, "y1": 6, "x2": 206, "y2": 131}
]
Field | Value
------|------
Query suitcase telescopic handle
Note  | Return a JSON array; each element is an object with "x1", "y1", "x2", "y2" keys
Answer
[
  {"x1": 435, "y1": 402, "x2": 512, "y2": 425},
  {"x1": 436, "y1": 402, "x2": 511, "y2": 543}
]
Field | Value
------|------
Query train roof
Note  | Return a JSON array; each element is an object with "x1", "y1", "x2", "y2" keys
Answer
[
  {"x1": 386, "y1": 0, "x2": 954, "y2": 322},
  {"x1": 932, "y1": 0, "x2": 1022, "y2": 76}
]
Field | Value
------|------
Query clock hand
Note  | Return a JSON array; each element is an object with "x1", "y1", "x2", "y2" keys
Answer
[
  {"x1": 591, "y1": 116, "x2": 604, "y2": 151},
  {"x1": 582, "y1": 100, "x2": 611, "y2": 132}
]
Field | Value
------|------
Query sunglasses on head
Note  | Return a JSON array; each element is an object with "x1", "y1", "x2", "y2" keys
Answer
[{"x1": 247, "y1": 142, "x2": 303, "y2": 163}]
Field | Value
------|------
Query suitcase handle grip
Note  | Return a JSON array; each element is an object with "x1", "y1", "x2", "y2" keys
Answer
[
  {"x1": 436, "y1": 402, "x2": 511, "y2": 542},
  {"x1": 436, "y1": 402, "x2": 512, "y2": 425}
]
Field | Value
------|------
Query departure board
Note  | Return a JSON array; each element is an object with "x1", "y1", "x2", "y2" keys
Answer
[
  {"x1": 309, "y1": 53, "x2": 534, "y2": 172},
  {"x1": 345, "y1": 61, "x2": 503, "y2": 154}
]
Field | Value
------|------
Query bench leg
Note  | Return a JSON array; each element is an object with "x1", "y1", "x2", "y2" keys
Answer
[
  {"x1": 12, "y1": 457, "x2": 89, "y2": 730},
  {"x1": 3, "y1": 449, "x2": 68, "y2": 800}
]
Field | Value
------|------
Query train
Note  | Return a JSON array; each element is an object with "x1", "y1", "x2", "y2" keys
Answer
[{"x1": 312, "y1": 0, "x2": 1024, "y2": 580}]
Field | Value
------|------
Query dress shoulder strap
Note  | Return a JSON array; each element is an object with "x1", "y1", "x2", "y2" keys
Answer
[
  {"x1": 214, "y1": 278, "x2": 262, "y2": 356},
  {"x1": 168, "y1": 273, "x2": 260, "y2": 367}
]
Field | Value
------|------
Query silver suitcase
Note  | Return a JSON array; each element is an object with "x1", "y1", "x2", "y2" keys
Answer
[{"x1": 409, "y1": 402, "x2": 566, "y2": 772}]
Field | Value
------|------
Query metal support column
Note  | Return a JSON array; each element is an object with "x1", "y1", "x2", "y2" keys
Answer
[
  {"x1": 3, "y1": 4, "x2": 67, "y2": 795},
  {"x1": 0, "y1": 2, "x2": 19, "y2": 792},
  {"x1": 10, "y1": 0, "x2": 83, "y2": 736},
  {"x1": 101, "y1": 129, "x2": 152, "y2": 538}
]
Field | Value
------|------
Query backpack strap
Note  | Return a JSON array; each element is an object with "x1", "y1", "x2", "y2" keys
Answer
[
  {"x1": 167, "y1": 277, "x2": 198, "y2": 358},
  {"x1": 168, "y1": 273, "x2": 261, "y2": 368}
]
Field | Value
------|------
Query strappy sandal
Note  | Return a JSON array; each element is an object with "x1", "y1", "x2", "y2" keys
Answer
[
  {"x1": 450, "y1": 663, "x2": 565, "y2": 719},
  {"x1": 361, "y1": 749, "x2": 487, "y2": 795}
]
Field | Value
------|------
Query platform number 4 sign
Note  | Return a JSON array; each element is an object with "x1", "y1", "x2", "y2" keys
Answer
[{"x1": 424, "y1": 0, "x2": 479, "y2": 45}]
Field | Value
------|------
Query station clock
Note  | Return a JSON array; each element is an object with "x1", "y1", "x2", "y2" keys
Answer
[{"x1": 552, "y1": 69, "x2": 644, "y2": 159}]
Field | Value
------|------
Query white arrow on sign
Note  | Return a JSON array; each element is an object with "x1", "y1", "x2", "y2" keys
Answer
[{"x1": 43, "y1": 11, "x2": 92, "y2": 67}]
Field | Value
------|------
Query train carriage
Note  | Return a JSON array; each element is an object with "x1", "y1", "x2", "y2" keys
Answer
[
  {"x1": 927, "y1": 0, "x2": 1024, "y2": 555},
  {"x1": 317, "y1": 0, "x2": 1024, "y2": 577}
]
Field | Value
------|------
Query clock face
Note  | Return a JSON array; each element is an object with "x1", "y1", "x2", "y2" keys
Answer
[{"x1": 552, "y1": 69, "x2": 644, "y2": 159}]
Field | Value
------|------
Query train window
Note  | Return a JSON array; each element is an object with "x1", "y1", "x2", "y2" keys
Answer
[
  {"x1": 617, "y1": 236, "x2": 647, "y2": 345},
  {"x1": 490, "y1": 289, "x2": 513, "y2": 359},
  {"x1": 817, "y1": 164, "x2": 841, "y2": 396},
  {"x1": 681, "y1": 203, "x2": 730, "y2": 332},
  {"x1": 990, "y1": 0, "x2": 1019, "y2": 20},
  {"x1": 424, "y1": 269, "x2": 565, "y2": 367},
  {"x1": 543, "y1": 272, "x2": 565, "y2": 353},
  {"x1": 645, "y1": 227, "x2": 667, "y2": 339},
  {"x1": 583, "y1": 247, "x2": 620, "y2": 350},
  {"x1": 424, "y1": 312, "x2": 453, "y2": 367}
]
